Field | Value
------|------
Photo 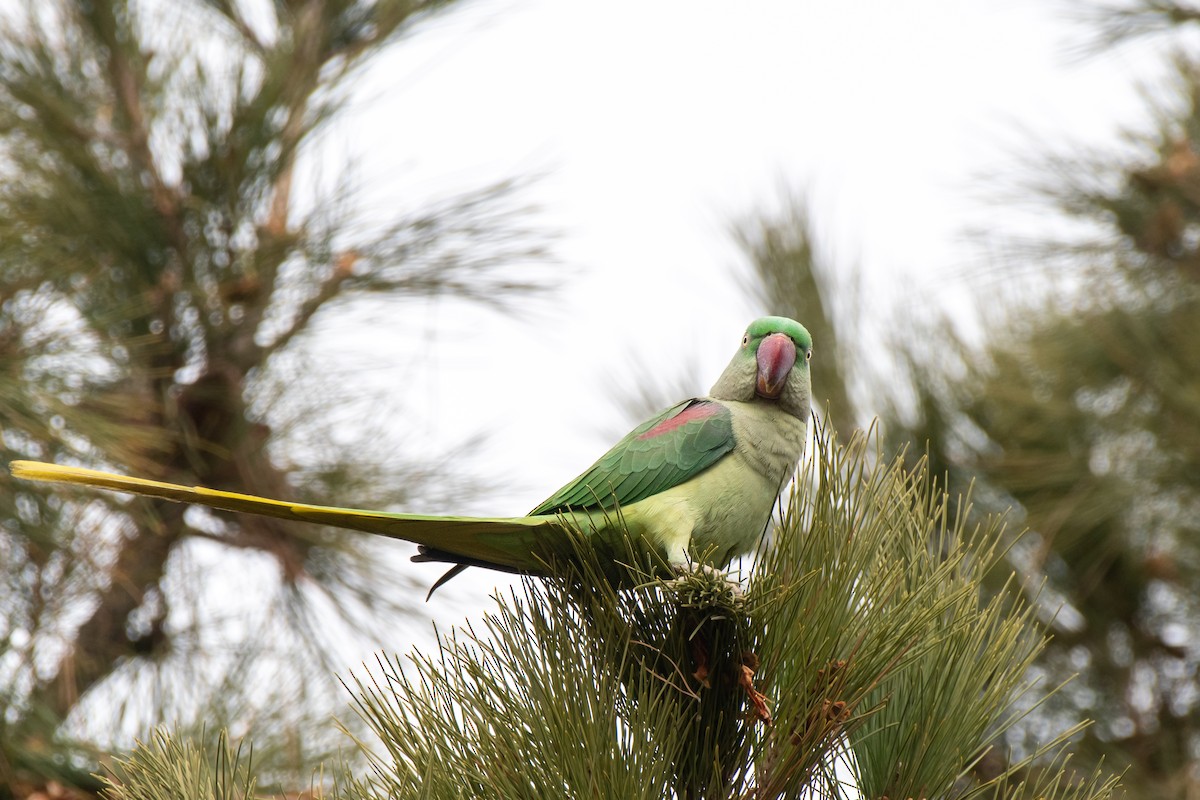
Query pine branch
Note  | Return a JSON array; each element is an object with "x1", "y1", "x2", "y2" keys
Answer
[
  {"x1": 262, "y1": 250, "x2": 357, "y2": 356},
  {"x1": 1075, "y1": 0, "x2": 1200, "y2": 48},
  {"x1": 330, "y1": 427, "x2": 1121, "y2": 799},
  {"x1": 83, "y1": 0, "x2": 187, "y2": 253},
  {"x1": 102, "y1": 730, "x2": 258, "y2": 800},
  {"x1": 199, "y1": 0, "x2": 269, "y2": 53}
]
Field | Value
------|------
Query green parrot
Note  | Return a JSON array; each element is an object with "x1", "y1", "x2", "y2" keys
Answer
[{"x1": 10, "y1": 316, "x2": 812, "y2": 595}]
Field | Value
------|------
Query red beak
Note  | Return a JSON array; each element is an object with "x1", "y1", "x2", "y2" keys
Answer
[{"x1": 756, "y1": 333, "x2": 797, "y2": 399}]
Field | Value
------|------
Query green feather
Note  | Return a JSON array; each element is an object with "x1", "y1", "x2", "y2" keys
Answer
[{"x1": 530, "y1": 400, "x2": 735, "y2": 515}]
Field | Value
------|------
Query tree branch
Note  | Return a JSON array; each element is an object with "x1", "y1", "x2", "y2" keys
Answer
[
  {"x1": 265, "y1": 251, "x2": 357, "y2": 354},
  {"x1": 85, "y1": 2, "x2": 187, "y2": 256}
]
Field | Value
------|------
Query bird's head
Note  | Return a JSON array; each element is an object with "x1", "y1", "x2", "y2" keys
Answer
[{"x1": 710, "y1": 316, "x2": 812, "y2": 419}]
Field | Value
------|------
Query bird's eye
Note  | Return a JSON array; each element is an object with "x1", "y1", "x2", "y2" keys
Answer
[
  {"x1": 805, "y1": 349, "x2": 812, "y2": 361},
  {"x1": 741, "y1": 334, "x2": 750, "y2": 347}
]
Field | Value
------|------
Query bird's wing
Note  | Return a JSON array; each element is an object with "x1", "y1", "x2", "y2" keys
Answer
[
  {"x1": 530, "y1": 399, "x2": 735, "y2": 515},
  {"x1": 8, "y1": 460, "x2": 558, "y2": 572}
]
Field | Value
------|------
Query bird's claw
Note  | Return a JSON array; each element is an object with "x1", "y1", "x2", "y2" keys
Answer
[{"x1": 666, "y1": 562, "x2": 745, "y2": 606}]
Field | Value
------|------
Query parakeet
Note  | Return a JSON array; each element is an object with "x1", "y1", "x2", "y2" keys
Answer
[{"x1": 10, "y1": 316, "x2": 812, "y2": 595}]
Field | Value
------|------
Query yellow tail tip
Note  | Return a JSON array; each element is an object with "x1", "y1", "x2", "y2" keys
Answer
[
  {"x1": 10, "y1": 460, "x2": 66, "y2": 481},
  {"x1": 10, "y1": 460, "x2": 120, "y2": 486}
]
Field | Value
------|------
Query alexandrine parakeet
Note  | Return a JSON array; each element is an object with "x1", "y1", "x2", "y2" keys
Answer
[{"x1": 10, "y1": 316, "x2": 812, "y2": 594}]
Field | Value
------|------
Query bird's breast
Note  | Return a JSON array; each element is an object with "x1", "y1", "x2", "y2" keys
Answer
[
  {"x1": 725, "y1": 400, "x2": 808, "y2": 485},
  {"x1": 627, "y1": 402, "x2": 807, "y2": 566}
]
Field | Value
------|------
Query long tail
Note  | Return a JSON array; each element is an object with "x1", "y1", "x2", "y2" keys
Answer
[{"x1": 9, "y1": 460, "x2": 558, "y2": 574}]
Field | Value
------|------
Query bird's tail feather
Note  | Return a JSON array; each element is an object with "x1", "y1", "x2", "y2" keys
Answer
[{"x1": 8, "y1": 460, "x2": 557, "y2": 573}]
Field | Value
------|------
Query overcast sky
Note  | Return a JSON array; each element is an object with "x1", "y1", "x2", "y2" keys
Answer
[{"x1": 288, "y1": 0, "x2": 1168, "y2": 626}]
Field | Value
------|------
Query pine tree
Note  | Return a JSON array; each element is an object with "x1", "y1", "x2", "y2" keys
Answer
[
  {"x1": 0, "y1": 0, "x2": 549, "y2": 792},
  {"x1": 96, "y1": 429, "x2": 1121, "y2": 799}
]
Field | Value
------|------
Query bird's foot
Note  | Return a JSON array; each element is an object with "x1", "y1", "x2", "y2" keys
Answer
[{"x1": 666, "y1": 562, "x2": 745, "y2": 609}]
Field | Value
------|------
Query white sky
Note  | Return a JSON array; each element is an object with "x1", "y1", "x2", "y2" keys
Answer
[{"x1": 291, "y1": 0, "x2": 1167, "y2": 638}]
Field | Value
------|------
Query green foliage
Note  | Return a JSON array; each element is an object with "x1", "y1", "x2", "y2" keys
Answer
[
  {"x1": 90, "y1": 432, "x2": 1121, "y2": 799},
  {"x1": 341, "y1": 595, "x2": 691, "y2": 799},
  {"x1": 322, "y1": 428, "x2": 1118, "y2": 799},
  {"x1": 102, "y1": 730, "x2": 257, "y2": 800}
]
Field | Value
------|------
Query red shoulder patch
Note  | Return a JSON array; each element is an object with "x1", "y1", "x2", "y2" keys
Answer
[{"x1": 637, "y1": 402, "x2": 721, "y2": 440}]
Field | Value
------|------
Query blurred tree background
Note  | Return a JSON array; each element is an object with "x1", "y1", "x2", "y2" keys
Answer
[
  {"x1": 726, "y1": 4, "x2": 1200, "y2": 797},
  {"x1": 0, "y1": 0, "x2": 550, "y2": 795},
  {"x1": 891, "y1": 8, "x2": 1200, "y2": 797}
]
